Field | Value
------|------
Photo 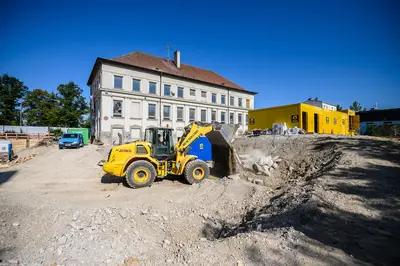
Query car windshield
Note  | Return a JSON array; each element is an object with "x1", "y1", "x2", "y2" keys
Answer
[{"x1": 63, "y1": 134, "x2": 77, "y2": 138}]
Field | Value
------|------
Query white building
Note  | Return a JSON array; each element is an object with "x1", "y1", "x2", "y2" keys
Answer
[
  {"x1": 87, "y1": 51, "x2": 256, "y2": 144},
  {"x1": 303, "y1": 99, "x2": 337, "y2": 111}
]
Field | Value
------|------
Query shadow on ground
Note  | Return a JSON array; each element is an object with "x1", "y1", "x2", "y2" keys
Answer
[
  {"x1": 203, "y1": 137, "x2": 400, "y2": 266},
  {"x1": 0, "y1": 170, "x2": 18, "y2": 185}
]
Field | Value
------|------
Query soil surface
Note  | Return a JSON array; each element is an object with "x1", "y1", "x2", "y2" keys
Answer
[{"x1": 1, "y1": 135, "x2": 399, "y2": 266}]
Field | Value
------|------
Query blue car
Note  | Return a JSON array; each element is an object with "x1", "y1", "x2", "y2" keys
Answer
[{"x1": 59, "y1": 133, "x2": 84, "y2": 149}]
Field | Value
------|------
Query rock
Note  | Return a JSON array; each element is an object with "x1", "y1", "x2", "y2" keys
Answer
[
  {"x1": 163, "y1": 239, "x2": 171, "y2": 248},
  {"x1": 162, "y1": 215, "x2": 168, "y2": 221},
  {"x1": 258, "y1": 155, "x2": 272, "y2": 166},
  {"x1": 39, "y1": 248, "x2": 45, "y2": 254},
  {"x1": 58, "y1": 235, "x2": 67, "y2": 245},
  {"x1": 72, "y1": 211, "x2": 80, "y2": 221},
  {"x1": 227, "y1": 174, "x2": 240, "y2": 180},
  {"x1": 254, "y1": 179, "x2": 264, "y2": 186},
  {"x1": 200, "y1": 237, "x2": 207, "y2": 241},
  {"x1": 140, "y1": 209, "x2": 148, "y2": 215},
  {"x1": 12, "y1": 222, "x2": 20, "y2": 227},
  {"x1": 252, "y1": 163, "x2": 264, "y2": 174},
  {"x1": 119, "y1": 210, "x2": 128, "y2": 219},
  {"x1": 57, "y1": 247, "x2": 63, "y2": 256},
  {"x1": 239, "y1": 154, "x2": 251, "y2": 160},
  {"x1": 247, "y1": 177, "x2": 254, "y2": 183},
  {"x1": 237, "y1": 261, "x2": 245, "y2": 266},
  {"x1": 8, "y1": 259, "x2": 19, "y2": 264},
  {"x1": 274, "y1": 158, "x2": 282, "y2": 163},
  {"x1": 273, "y1": 155, "x2": 280, "y2": 161},
  {"x1": 202, "y1": 213, "x2": 209, "y2": 219},
  {"x1": 271, "y1": 163, "x2": 278, "y2": 169},
  {"x1": 105, "y1": 208, "x2": 112, "y2": 215},
  {"x1": 104, "y1": 194, "x2": 110, "y2": 198},
  {"x1": 124, "y1": 257, "x2": 140, "y2": 265},
  {"x1": 262, "y1": 166, "x2": 271, "y2": 176}
]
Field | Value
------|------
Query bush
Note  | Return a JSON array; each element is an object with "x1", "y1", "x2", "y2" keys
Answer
[{"x1": 49, "y1": 128, "x2": 64, "y2": 137}]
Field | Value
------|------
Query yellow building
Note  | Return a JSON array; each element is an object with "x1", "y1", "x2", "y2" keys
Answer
[{"x1": 248, "y1": 103, "x2": 360, "y2": 135}]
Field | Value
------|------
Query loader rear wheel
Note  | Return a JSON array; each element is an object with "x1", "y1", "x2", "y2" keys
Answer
[
  {"x1": 125, "y1": 160, "x2": 156, "y2": 189},
  {"x1": 184, "y1": 159, "x2": 209, "y2": 184}
]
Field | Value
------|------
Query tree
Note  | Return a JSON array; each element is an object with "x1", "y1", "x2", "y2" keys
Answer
[
  {"x1": 56, "y1": 82, "x2": 89, "y2": 127},
  {"x1": 80, "y1": 117, "x2": 91, "y2": 129},
  {"x1": 23, "y1": 89, "x2": 58, "y2": 126},
  {"x1": 0, "y1": 74, "x2": 28, "y2": 125},
  {"x1": 349, "y1": 101, "x2": 363, "y2": 112},
  {"x1": 336, "y1": 104, "x2": 343, "y2": 110}
]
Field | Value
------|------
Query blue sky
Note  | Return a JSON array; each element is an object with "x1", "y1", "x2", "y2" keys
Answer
[{"x1": 1, "y1": 0, "x2": 399, "y2": 110}]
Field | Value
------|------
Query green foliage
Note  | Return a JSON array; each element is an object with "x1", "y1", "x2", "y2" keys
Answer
[
  {"x1": 49, "y1": 128, "x2": 64, "y2": 137},
  {"x1": 23, "y1": 89, "x2": 58, "y2": 126},
  {"x1": 366, "y1": 124, "x2": 399, "y2": 137},
  {"x1": 349, "y1": 101, "x2": 363, "y2": 112},
  {"x1": 80, "y1": 117, "x2": 91, "y2": 129},
  {"x1": 0, "y1": 74, "x2": 28, "y2": 125},
  {"x1": 336, "y1": 104, "x2": 343, "y2": 110},
  {"x1": 56, "y1": 82, "x2": 89, "y2": 127}
]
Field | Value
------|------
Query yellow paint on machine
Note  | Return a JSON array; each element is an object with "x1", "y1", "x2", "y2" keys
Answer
[{"x1": 249, "y1": 103, "x2": 360, "y2": 136}]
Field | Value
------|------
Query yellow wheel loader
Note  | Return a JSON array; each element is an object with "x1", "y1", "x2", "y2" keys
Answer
[{"x1": 102, "y1": 122, "x2": 238, "y2": 189}]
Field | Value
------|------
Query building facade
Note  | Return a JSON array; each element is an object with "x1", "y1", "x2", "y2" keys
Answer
[
  {"x1": 87, "y1": 51, "x2": 256, "y2": 144},
  {"x1": 303, "y1": 99, "x2": 337, "y2": 111},
  {"x1": 357, "y1": 108, "x2": 400, "y2": 135},
  {"x1": 249, "y1": 103, "x2": 359, "y2": 136}
]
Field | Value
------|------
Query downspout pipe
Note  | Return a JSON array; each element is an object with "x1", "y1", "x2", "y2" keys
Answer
[{"x1": 159, "y1": 71, "x2": 163, "y2": 127}]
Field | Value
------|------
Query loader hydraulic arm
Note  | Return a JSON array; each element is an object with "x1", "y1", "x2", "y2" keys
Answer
[{"x1": 174, "y1": 122, "x2": 213, "y2": 167}]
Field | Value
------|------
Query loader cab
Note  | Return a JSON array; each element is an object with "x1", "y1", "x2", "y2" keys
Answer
[{"x1": 144, "y1": 127, "x2": 174, "y2": 160}]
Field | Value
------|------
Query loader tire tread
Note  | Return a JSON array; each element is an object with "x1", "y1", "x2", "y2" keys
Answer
[
  {"x1": 184, "y1": 159, "x2": 209, "y2": 185},
  {"x1": 125, "y1": 160, "x2": 156, "y2": 189}
]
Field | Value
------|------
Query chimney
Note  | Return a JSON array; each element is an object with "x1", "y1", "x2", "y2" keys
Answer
[{"x1": 174, "y1": 50, "x2": 180, "y2": 68}]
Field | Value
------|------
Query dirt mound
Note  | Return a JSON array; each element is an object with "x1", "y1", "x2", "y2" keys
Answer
[{"x1": 233, "y1": 135, "x2": 343, "y2": 187}]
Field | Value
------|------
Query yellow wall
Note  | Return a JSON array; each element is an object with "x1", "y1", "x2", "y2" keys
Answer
[
  {"x1": 249, "y1": 103, "x2": 358, "y2": 136},
  {"x1": 248, "y1": 104, "x2": 301, "y2": 130}
]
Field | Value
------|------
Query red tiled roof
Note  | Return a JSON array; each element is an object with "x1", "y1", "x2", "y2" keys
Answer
[{"x1": 109, "y1": 52, "x2": 252, "y2": 93}]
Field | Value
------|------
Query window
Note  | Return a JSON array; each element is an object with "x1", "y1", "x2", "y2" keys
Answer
[
  {"x1": 131, "y1": 101, "x2": 141, "y2": 119},
  {"x1": 211, "y1": 110, "x2": 216, "y2": 122},
  {"x1": 342, "y1": 119, "x2": 345, "y2": 125},
  {"x1": 230, "y1": 112, "x2": 234, "y2": 124},
  {"x1": 238, "y1": 98, "x2": 243, "y2": 107},
  {"x1": 114, "y1": 76, "x2": 123, "y2": 89},
  {"x1": 189, "y1": 108, "x2": 196, "y2": 121},
  {"x1": 149, "y1": 82, "x2": 156, "y2": 94},
  {"x1": 201, "y1": 110, "x2": 207, "y2": 122},
  {"x1": 178, "y1": 87, "x2": 184, "y2": 98},
  {"x1": 164, "y1": 84, "x2": 171, "y2": 96},
  {"x1": 177, "y1": 107, "x2": 184, "y2": 121},
  {"x1": 221, "y1": 95, "x2": 226, "y2": 105},
  {"x1": 212, "y1": 93, "x2": 217, "y2": 103},
  {"x1": 220, "y1": 112, "x2": 226, "y2": 123},
  {"x1": 190, "y1": 89, "x2": 196, "y2": 96},
  {"x1": 246, "y1": 99, "x2": 250, "y2": 108},
  {"x1": 326, "y1": 117, "x2": 330, "y2": 124},
  {"x1": 238, "y1": 113, "x2": 242, "y2": 124},
  {"x1": 132, "y1": 79, "x2": 140, "y2": 92},
  {"x1": 230, "y1": 96, "x2": 234, "y2": 106},
  {"x1": 246, "y1": 114, "x2": 248, "y2": 125},
  {"x1": 201, "y1": 91, "x2": 207, "y2": 98},
  {"x1": 334, "y1": 118, "x2": 337, "y2": 125},
  {"x1": 148, "y1": 104, "x2": 156, "y2": 119},
  {"x1": 113, "y1": 100, "x2": 123, "y2": 117},
  {"x1": 163, "y1": 106, "x2": 171, "y2": 120}
]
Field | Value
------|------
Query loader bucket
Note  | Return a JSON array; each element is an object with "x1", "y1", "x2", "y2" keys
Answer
[{"x1": 206, "y1": 124, "x2": 240, "y2": 177}]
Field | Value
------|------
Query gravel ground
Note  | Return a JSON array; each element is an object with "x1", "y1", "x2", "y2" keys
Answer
[{"x1": 0, "y1": 135, "x2": 399, "y2": 266}]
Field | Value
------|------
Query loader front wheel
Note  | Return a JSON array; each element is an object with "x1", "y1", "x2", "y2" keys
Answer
[
  {"x1": 184, "y1": 159, "x2": 209, "y2": 184},
  {"x1": 125, "y1": 160, "x2": 156, "y2": 189}
]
